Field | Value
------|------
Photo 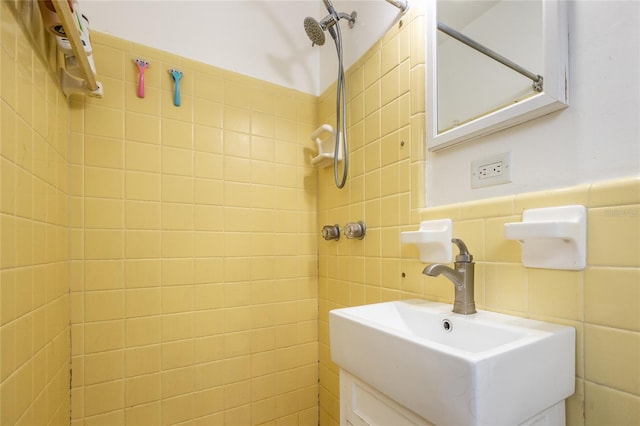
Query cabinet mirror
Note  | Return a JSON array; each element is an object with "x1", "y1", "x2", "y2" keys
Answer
[{"x1": 426, "y1": 0, "x2": 569, "y2": 151}]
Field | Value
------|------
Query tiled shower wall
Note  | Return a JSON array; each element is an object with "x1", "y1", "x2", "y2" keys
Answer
[
  {"x1": 1, "y1": 1, "x2": 71, "y2": 425},
  {"x1": 67, "y1": 34, "x2": 319, "y2": 425},
  {"x1": 316, "y1": 6, "x2": 421, "y2": 423},
  {"x1": 317, "y1": 3, "x2": 639, "y2": 426}
]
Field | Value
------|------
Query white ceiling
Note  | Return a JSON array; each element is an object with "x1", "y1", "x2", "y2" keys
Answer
[{"x1": 79, "y1": 0, "x2": 407, "y2": 95}]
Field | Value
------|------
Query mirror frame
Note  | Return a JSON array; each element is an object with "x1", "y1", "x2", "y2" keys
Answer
[{"x1": 426, "y1": 0, "x2": 569, "y2": 151}]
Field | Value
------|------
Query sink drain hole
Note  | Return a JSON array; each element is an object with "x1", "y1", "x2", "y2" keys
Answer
[{"x1": 442, "y1": 319, "x2": 453, "y2": 332}]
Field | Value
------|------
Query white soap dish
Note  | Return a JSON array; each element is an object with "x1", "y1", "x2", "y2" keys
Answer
[
  {"x1": 401, "y1": 219, "x2": 453, "y2": 263},
  {"x1": 504, "y1": 205, "x2": 587, "y2": 270}
]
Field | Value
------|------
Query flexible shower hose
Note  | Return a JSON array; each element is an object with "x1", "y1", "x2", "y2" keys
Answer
[{"x1": 332, "y1": 22, "x2": 349, "y2": 189}]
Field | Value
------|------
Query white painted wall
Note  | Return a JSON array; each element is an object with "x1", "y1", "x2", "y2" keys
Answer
[
  {"x1": 80, "y1": 0, "x2": 405, "y2": 95},
  {"x1": 426, "y1": 1, "x2": 640, "y2": 206}
]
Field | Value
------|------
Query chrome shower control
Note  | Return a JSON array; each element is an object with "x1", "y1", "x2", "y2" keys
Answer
[
  {"x1": 344, "y1": 221, "x2": 366, "y2": 239},
  {"x1": 322, "y1": 225, "x2": 341, "y2": 241}
]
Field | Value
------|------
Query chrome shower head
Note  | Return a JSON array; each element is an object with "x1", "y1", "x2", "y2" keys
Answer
[{"x1": 304, "y1": 16, "x2": 326, "y2": 46}]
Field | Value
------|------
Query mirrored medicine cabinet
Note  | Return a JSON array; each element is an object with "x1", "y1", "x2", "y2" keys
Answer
[{"x1": 426, "y1": 0, "x2": 569, "y2": 151}]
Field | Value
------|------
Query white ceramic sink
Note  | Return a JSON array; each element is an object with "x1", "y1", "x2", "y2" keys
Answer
[{"x1": 330, "y1": 300, "x2": 575, "y2": 426}]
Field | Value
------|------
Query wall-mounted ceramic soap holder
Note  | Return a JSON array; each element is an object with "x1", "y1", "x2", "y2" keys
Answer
[
  {"x1": 504, "y1": 205, "x2": 587, "y2": 270},
  {"x1": 401, "y1": 219, "x2": 453, "y2": 263}
]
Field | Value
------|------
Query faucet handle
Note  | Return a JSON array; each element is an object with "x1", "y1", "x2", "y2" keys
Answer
[{"x1": 452, "y1": 238, "x2": 473, "y2": 262}]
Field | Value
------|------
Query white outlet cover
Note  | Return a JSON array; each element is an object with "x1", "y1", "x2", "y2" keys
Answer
[{"x1": 471, "y1": 152, "x2": 512, "y2": 188}]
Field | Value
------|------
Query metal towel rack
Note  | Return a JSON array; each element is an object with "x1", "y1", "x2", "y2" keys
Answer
[{"x1": 438, "y1": 21, "x2": 543, "y2": 92}]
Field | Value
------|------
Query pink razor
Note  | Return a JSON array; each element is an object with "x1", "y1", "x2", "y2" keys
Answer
[{"x1": 135, "y1": 58, "x2": 149, "y2": 98}]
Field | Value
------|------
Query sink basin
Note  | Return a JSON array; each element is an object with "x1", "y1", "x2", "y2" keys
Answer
[{"x1": 330, "y1": 300, "x2": 575, "y2": 426}]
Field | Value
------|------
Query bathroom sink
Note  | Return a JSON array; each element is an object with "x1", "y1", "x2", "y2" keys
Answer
[{"x1": 330, "y1": 300, "x2": 575, "y2": 426}]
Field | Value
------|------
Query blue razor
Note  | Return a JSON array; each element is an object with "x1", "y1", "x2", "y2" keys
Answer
[{"x1": 169, "y1": 69, "x2": 183, "y2": 106}]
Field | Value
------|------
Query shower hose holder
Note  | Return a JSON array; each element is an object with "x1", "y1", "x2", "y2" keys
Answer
[{"x1": 310, "y1": 124, "x2": 342, "y2": 168}]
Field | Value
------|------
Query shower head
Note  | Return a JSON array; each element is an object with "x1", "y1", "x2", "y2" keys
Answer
[
  {"x1": 304, "y1": 16, "x2": 326, "y2": 46},
  {"x1": 304, "y1": 9, "x2": 356, "y2": 47}
]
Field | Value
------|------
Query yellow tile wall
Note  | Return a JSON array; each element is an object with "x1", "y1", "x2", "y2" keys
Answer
[
  {"x1": 69, "y1": 32, "x2": 319, "y2": 425},
  {"x1": 317, "y1": 3, "x2": 639, "y2": 426},
  {"x1": 1, "y1": 1, "x2": 71, "y2": 425}
]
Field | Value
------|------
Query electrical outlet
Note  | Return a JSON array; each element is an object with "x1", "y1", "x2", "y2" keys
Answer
[
  {"x1": 478, "y1": 161, "x2": 504, "y2": 179},
  {"x1": 471, "y1": 153, "x2": 512, "y2": 188}
]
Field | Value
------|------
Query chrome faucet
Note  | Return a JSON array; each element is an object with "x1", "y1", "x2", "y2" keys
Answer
[{"x1": 422, "y1": 238, "x2": 477, "y2": 315}]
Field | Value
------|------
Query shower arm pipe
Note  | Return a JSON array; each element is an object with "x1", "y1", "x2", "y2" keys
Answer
[
  {"x1": 385, "y1": 0, "x2": 409, "y2": 13},
  {"x1": 336, "y1": 12, "x2": 356, "y2": 27},
  {"x1": 437, "y1": 22, "x2": 543, "y2": 92}
]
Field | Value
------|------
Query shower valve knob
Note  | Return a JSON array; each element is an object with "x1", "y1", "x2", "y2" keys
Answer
[
  {"x1": 322, "y1": 225, "x2": 341, "y2": 241},
  {"x1": 345, "y1": 221, "x2": 366, "y2": 239}
]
